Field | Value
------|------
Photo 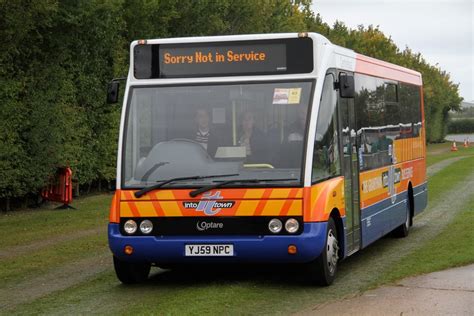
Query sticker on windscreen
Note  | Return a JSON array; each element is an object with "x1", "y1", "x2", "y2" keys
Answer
[
  {"x1": 288, "y1": 88, "x2": 302, "y2": 104},
  {"x1": 273, "y1": 88, "x2": 289, "y2": 104}
]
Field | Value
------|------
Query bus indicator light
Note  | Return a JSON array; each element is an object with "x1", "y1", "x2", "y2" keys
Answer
[
  {"x1": 288, "y1": 245, "x2": 297, "y2": 254},
  {"x1": 124, "y1": 245, "x2": 134, "y2": 255}
]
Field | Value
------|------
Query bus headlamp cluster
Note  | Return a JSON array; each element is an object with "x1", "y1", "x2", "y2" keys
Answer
[
  {"x1": 268, "y1": 218, "x2": 299, "y2": 234},
  {"x1": 124, "y1": 219, "x2": 153, "y2": 235}
]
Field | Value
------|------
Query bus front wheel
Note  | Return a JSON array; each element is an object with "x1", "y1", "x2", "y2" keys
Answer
[
  {"x1": 307, "y1": 217, "x2": 339, "y2": 286},
  {"x1": 113, "y1": 256, "x2": 151, "y2": 284}
]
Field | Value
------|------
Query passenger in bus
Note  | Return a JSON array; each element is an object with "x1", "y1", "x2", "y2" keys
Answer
[
  {"x1": 371, "y1": 130, "x2": 392, "y2": 153},
  {"x1": 238, "y1": 111, "x2": 266, "y2": 163},
  {"x1": 274, "y1": 105, "x2": 306, "y2": 168},
  {"x1": 191, "y1": 108, "x2": 218, "y2": 157},
  {"x1": 287, "y1": 105, "x2": 307, "y2": 142}
]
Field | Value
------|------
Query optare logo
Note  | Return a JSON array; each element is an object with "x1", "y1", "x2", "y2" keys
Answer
[
  {"x1": 182, "y1": 191, "x2": 235, "y2": 216},
  {"x1": 196, "y1": 221, "x2": 224, "y2": 231}
]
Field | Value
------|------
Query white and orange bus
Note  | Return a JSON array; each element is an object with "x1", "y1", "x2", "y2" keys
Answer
[{"x1": 107, "y1": 33, "x2": 427, "y2": 285}]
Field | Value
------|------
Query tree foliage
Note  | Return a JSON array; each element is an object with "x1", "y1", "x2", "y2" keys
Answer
[{"x1": 0, "y1": 0, "x2": 462, "y2": 208}]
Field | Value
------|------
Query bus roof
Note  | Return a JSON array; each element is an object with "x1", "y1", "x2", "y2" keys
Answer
[{"x1": 131, "y1": 32, "x2": 422, "y2": 86}]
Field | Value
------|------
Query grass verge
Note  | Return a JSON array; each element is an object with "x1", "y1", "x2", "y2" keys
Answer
[
  {"x1": 0, "y1": 194, "x2": 110, "y2": 248},
  {"x1": 427, "y1": 155, "x2": 474, "y2": 205}
]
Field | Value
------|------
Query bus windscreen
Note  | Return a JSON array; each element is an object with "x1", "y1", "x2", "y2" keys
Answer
[{"x1": 134, "y1": 38, "x2": 313, "y2": 78}]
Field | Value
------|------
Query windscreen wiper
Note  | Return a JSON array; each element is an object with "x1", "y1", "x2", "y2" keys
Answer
[
  {"x1": 189, "y1": 178, "x2": 298, "y2": 198},
  {"x1": 134, "y1": 173, "x2": 239, "y2": 198},
  {"x1": 141, "y1": 162, "x2": 170, "y2": 182}
]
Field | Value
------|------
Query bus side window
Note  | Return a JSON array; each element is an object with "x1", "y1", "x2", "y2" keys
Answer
[{"x1": 312, "y1": 74, "x2": 341, "y2": 182}]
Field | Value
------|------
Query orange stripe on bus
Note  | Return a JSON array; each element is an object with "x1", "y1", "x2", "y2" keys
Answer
[
  {"x1": 123, "y1": 191, "x2": 141, "y2": 217},
  {"x1": 151, "y1": 192, "x2": 165, "y2": 216},
  {"x1": 280, "y1": 188, "x2": 300, "y2": 216},
  {"x1": 314, "y1": 184, "x2": 330, "y2": 213},
  {"x1": 254, "y1": 189, "x2": 273, "y2": 216}
]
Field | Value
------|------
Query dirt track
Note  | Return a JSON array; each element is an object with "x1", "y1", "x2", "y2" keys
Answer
[
  {"x1": 0, "y1": 226, "x2": 104, "y2": 260},
  {"x1": 426, "y1": 156, "x2": 464, "y2": 177}
]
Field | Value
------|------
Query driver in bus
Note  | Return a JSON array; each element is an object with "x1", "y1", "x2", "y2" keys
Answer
[{"x1": 192, "y1": 108, "x2": 218, "y2": 156}]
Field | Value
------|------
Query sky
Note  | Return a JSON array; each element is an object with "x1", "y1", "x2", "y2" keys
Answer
[{"x1": 312, "y1": 0, "x2": 474, "y2": 102}]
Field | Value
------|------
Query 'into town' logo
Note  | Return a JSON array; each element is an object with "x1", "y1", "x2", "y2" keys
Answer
[{"x1": 182, "y1": 191, "x2": 235, "y2": 216}]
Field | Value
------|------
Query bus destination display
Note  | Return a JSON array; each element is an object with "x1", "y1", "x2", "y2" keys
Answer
[{"x1": 134, "y1": 38, "x2": 313, "y2": 78}]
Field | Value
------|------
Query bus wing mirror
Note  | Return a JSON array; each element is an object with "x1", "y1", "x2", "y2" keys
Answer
[
  {"x1": 339, "y1": 73, "x2": 355, "y2": 98},
  {"x1": 106, "y1": 81, "x2": 120, "y2": 104}
]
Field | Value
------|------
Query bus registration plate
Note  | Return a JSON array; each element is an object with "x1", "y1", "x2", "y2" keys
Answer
[{"x1": 185, "y1": 244, "x2": 234, "y2": 256}]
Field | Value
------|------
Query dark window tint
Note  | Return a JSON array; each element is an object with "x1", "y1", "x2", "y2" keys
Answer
[
  {"x1": 355, "y1": 74, "x2": 393, "y2": 170},
  {"x1": 399, "y1": 83, "x2": 422, "y2": 138},
  {"x1": 312, "y1": 74, "x2": 340, "y2": 182},
  {"x1": 355, "y1": 73, "x2": 422, "y2": 171},
  {"x1": 384, "y1": 83, "x2": 398, "y2": 103}
]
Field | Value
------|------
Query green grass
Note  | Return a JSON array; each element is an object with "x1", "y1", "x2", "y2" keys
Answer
[
  {"x1": 0, "y1": 233, "x2": 106, "y2": 285},
  {"x1": 427, "y1": 155, "x2": 474, "y2": 205},
  {"x1": 0, "y1": 195, "x2": 110, "y2": 291},
  {"x1": 0, "y1": 194, "x2": 110, "y2": 247}
]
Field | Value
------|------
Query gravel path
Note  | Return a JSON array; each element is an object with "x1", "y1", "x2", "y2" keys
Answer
[
  {"x1": 0, "y1": 253, "x2": 111, "y2": 311},
  {"x1": 0, "y1": 226, "x2": 104, "y2": 260},
  {"x1": 426, "y1": 156, "x2": 465, "y2": 177}
]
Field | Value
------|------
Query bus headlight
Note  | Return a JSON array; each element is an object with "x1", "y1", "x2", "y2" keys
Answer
[
  {"x1": 139, "y1": 219, "x2": 153, "y2": 234},
  {"x1": 124, "y1": 220, "x2": 137, "y2": 234},
  {"x1": 285, "y1": 218, "x2": 299, "y2": 233},
  {"x1": 268, "y1": 218, "x2": 283, "y2": 233}
]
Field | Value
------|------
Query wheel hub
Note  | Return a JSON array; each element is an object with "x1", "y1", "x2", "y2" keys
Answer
[{"x1": 326, "y1": 229, "x2": 339, "y2": 274}]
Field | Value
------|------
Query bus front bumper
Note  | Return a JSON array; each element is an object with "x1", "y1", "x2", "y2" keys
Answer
[{"x1": 108, "y1": 222, "x2": 327, "y2": 264}]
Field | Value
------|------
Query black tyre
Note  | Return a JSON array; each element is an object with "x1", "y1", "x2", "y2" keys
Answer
[
  {"x1": 306, "y1": 217, "x2": 339, "y2": 286},
  {"x1": 155, "y1": 264, "x2": 177, "y2": 270},
  {"x1": 392, "y1": 204, "x2": 410, "y2": 238},
  {"x1": 392, "y1": 194, "x2": 413, "y2": 238},
  {"x1": 113, "y1": 256, "x2": 151, "y2": 284}
]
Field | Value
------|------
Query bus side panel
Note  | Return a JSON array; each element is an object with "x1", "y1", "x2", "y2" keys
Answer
[
  {"x1": 304, "y1": 176, "x2": 345, "y2": 222},
  {"x1": 360, "y1": 190, "x2": 409, "y2": 247},
  {"x1": 359, "y1": 158, "x2": 426, "y2": 248},
  {"x1": 413, "y1": 181, "x2": 428, "y2": 216}
]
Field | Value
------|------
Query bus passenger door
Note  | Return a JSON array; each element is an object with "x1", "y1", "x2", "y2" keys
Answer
[{"x1": 339, "y1": 86, "x2": 361, "y2": 255}]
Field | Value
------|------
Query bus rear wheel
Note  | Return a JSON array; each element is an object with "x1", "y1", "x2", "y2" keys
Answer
[
  {"x1": 307, "y1": 217, "x2": 339, "y2": 286},
  {"x1": 393, "y1": 205, "x2": 410, "y2": 238},
  {"x1": 113, "y1": 256, "x2": 151, "y2": 284},
  {"x1": 393, "y1": 191, "x2": 413, "y2": 238}
]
